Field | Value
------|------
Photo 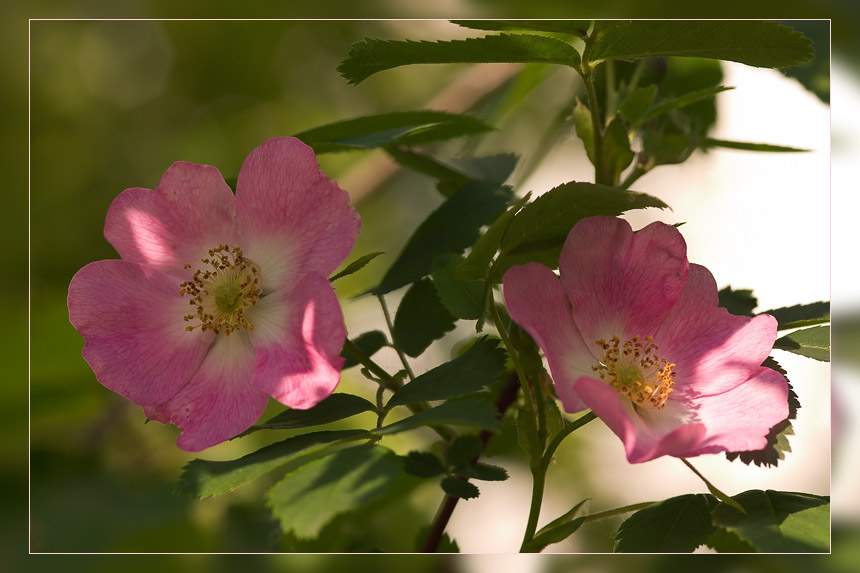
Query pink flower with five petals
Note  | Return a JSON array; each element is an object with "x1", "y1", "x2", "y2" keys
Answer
[
  {"x1": 503, "y1": 216, "x2": 788, "y2": 463},
  {"x1": 68, "y1": 137, "x2": 360, "y2": 451}
]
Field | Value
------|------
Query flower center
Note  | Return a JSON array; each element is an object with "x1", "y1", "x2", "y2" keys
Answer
[
  {"x1": 591, "y1": 335, "x2": 676, "y2": 409},
  {"x1": 180, "y1": 245, "x2": 262, "y2": 335}
]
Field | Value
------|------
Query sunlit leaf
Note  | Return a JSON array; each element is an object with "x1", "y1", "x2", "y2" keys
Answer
[
  {"x1": 387, "y1": 337, "x2": 507, "y2": 407},
  {"x1": 764, "y1": 301, "x2": 829, "y2": 330},
  {"x1": 329, "y1": 252, "x2": 384, "y2": 283},
  {"x1": 339, "y1": 34, "x2": 582, "y2": 85},
  {"x1": 372, "y1": 399, "x2": 501, "y2": 436},
  {"x1": 250, "y1": 394, "x2": 376, "y2": 432},
  {"x1": 592, "y1": 21, "x2": 814, "y2": 68},
  {"x1": 523, "y1": 499, "x2": 590, "y2": 553},
  {"x1": 774, "y1": 325, "x2": 830, "y2": 361},
  {"x1": 615, "y1": 494, "x2": 719, "y2": 553},
  {"x1": 711, "y1": 490, "x2": 829, "y2": 552},
  {"x1": 267, "y1": 444, "x2": 403, "y2": 539},
  {"x1": 177, "y1": 429, "x2": 369, "y2": 499}
]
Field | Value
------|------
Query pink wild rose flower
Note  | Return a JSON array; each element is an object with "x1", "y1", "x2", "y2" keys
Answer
[
  {"x1": 502, "y1": 216, "x2": 788, "y2": 463},
  {"x1": 68, "y1": 137, "x2": 360, "y2": 451}
]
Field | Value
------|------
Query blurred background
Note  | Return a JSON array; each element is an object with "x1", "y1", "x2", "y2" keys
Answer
[{"x1": 16, "y1": 12, "x2": 855, "y2": 572}]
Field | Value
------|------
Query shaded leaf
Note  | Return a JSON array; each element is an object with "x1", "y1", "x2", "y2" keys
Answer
[
  {"x1": 718, "y1": 286, "x2": 757, "y2": 316},
  {"x1": 177, "y1": 429, "x2": 368, "y2": 499},
  {"x1": 572, "y1": 100, "x2": 595, "y2": 161},
  {"x1": 638, "y1": 85, "x2": 734, "y2": 126},
  {"x1": 460, "y1": 463, "x2": 509, "y2": 482},
  {"x1": 592, "y1": 21, "x2": 814, "y2": 68},
  {"x1": 774, "y1": 325, "x2": 830, "y2": 362},
  {"x1": 614, "y1": 494, "x2": 719, "y2": 553},
  {"x1": 441, "y1": 476, "x2": 480, "y2": 500},
  {"x1": 371, "y1": 181, "x2": 513, "y2": 295},
  {"x1": 446, "y1": 434, "x2": 483, "y2": 468},
  {"x1": 339, "y1": 34, "x2": 581, "y2": 85},
  {"x1": 619, "y1": 85, "x2": 657, "y2": 127},
  {"x1": 267, "y1": 444, "x2": 403, "y2": 539},
  {"x1": 764, "y1": 301, "x2": 830, "y2": 330},
  {"x1": 431, "y1": 254, "x2": 486, "y2": 320},
  {"x1": 329, "y1": 252, "x2": 384, "y2": 283},
  {"x1": 342, "y1": 330, "x2": 388, "y2": 369},
  {"x1": 251, "y1": 394, "x2": 376, "y2": 432},
  {"x1": 295, "y1": 111, "x2": 493, "y2": 153},
  {"x1": 456, "y1": 193, "x2": 530, "y2": 281},
  {"x1": 711, "y1": 490, "x2": 829, "y2": 552},
  {"x1": 524, "y1": 501, "x2": 589, "y2": 554},
  {"x1": 601, "y1": 114, "x2": 635, "y2": 185},
  {"x1": 387, "y1": 337, "x2": 507, "y2": 407},
  {"x1": 452, "y1": 20, "x2": 591, "y2": 37},
  {"x1": 387, "y1": 149, "x2": 517, "y2": 197},
  {"x1": 414, "y1": 525, "x2": 460, "y2": 552},
  {"x1": 516, "y1": 407, "x2": 540, "y2": 457},
  {"x1": 372, "y1": 399, "x2": 501, "y2": 436},
  {"x1": 392, "y1": 278, "x2": 456, "y2": 358},
  {"x1": 701, "y1": 138, "x2": 811, "y2": 153},
  {"x1": 705, "y1": 526, "x2": 756, "y2": 552},
  {"x1": 402, "y1": 451, "x2": 446, "y2": 478}
]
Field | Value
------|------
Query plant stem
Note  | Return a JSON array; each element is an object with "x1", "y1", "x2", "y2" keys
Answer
[
  {"x1": 681, "y1": 458, "x2": 747, "y2": 515},
  {"x1": 378, "y1": 294, "x2": 416, "y2": 380},
  {"x1": 488, "y1": 290, "x2": 535, "y2": 416},
  {"x1": 580, "y1": 30, "x2": 606, "y2": 186},
  {"x1": 422, "y1": 373, "x2": 521, "y2": 553},
  {"x1": 519, "y1": 411, "x2": 598, "y2": 551}
]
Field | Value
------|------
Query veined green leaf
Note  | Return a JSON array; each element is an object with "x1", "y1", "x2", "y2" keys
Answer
[
  {"x1": 339, "y1": 34, "x2": 582, "y2": 85},
  {"x1": 711, "y1": 490, "x2": 829, "y2": 552},
  {"x1": 371, "y1": 181, "x2": 513, "y2": 295},
  {"x1": 250, "y1": 394, "x2": 376, "y2": 432},
  {"x1": 764, "y1": 301, "x2": 830, "y2": 330},
  {"x1": 267, "y1": 444, "x2": 403, "y2": 539},
  {"x1": 701, "y1": 138, "x2": 811, "y2": 152},
  {"x1": 456, "y1": 193, "x2": 530, "y2": 282},
  {"x1": 372, "y1": 399, "x2": 501, "y2": 436},
  {"x1": 386, "y1": 148, "x2": 517, "y2": 198},
  {"x1": 452, "y1": 20, "x2": 591, "y2": 37},
  {"x1": 387, "y1": 337, "x2": 507, "y2": 407},
  {"x1": 294, "y1": 111, "x2": 494, "y2": 153},
  {"x1": 774, "y1": 325, "x2": 830, "y2": 361},
  {"x1": 177, "y1": 429, "x2": 369, "y2": 499},
  {"x1": 329, "y1": 252, "x2": 384, "y2": 283},
  {"x1": 614, "y1": 494, "x2": 719, "y2": 553},
  {"x1": 591, "y1": 21, "x2": 814, "y2": 69},
  {"x1": 392, "y1": 278, "x2": 456, "y2": 358}
]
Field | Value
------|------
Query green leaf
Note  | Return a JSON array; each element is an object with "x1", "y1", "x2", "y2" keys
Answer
[
  {"x1": 638, "y1": 86, "x2": 734, "y2": 127},
  {"x1": 341, "y1": 331, "x2": 388, "y2": 369},
  {"x1": 711, "y1": 490, "x2": 830, "y2": 552},
  {"x1": 491, "y1": 182, "x2": 668, "y2": 280},
  {"x1": 725, "y1": 357, "x2": 800, "y2": 468},
  {"x1": 440, "y1": 476, "x2": 480, "y2": 500},
  {"x1": 591, "y1": 21, "x2": 814, "y2": 68},
  {"x1": 251, "y1": 394, "x2": 376, "y2": 432},
  {"x1": 460, "y1": 462, "x2": 509, "y2": 482},
  {"x1": 602, "y1": 114, "x2": 635, "y2": 185},
  {"x1": 774, "y1": 325, "x2": 830, "y2": 361},
  {"x1": 456, "y1": 193, "x2": 530, "y2": 281},
  {"x1": 718, "y1": 286, "x2": 757, "y2": 316},
  {"x1": 414, "y1": 525, "x2": 460, "y2": 552},
  {"x1": 177, "y1": 429, "x2": 368, "y2": 499},
  {"x1": 705, "y1": 526, "x2": 756, "y2": 552},
  {"x1": 543, "y1": 397, "x2": 565, "y2": 444},
  {"x1": 446, "y1": 434, "x2": 483, "y2": 468},
  {"x1": 386, "y1": 337, "x2": 507, "y2": 407},
  {"x1": 329, "y1": 252, "x2": 384, "y2": 283},
  {"x1": 452, "y1": 20, "x2": 591, "y2": 37},
  {"x1": 431, "y1": 254, "x2": 486, "y2": 320},
  {"x1": 701, "y1": 138, "x2": 811, "y2": 153},
  {"x1": 372, "y1": 399, "x2": 501, "y2": 436},
  {"x1": 619, "y1": 85, "x2": 657, "y2": 127},
  {"x1": 523, "y1": 499, "x2": 590, "y2": 553},
  {"x1": 294, "y1": 111, "x2": 494, "y2": 153},
  {"x1": 572, "y1": 100, "x2": 595, "y2": 162},
  {"x1": 764, "y1": 301, "x2": 830, "y2": 330},
  {"x1": 392, "y1": 278, "x2": 456, "y2": 358},
  {"x1": 267, "y1": 444, "x2": 403, "y2": 539},
  {"x1": 371, "y1": 181, "x2": 513, "y2": 295},
  {"x1": 386, "y1": 149, "x2": 517, "y2": 197},
  {"x1": 339, "y1": 34, "x2": 582, "y2": 85},
  {"x1": 614, "y1": 494, "x2": 719, "y2": 553},
  {"x1": 515, "y1": 407, "x2": 540, "y2": 457},
  {"x1": 402, "y1": 451, "x2": 446, "y2": 478}
]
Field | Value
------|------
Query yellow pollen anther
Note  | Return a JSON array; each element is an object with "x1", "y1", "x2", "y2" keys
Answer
[
  {"x1": 179, "y1": 245, "x2": 262, "y2": 336},
  {"x1": 592, "y1": 334, "x2": 676, "y2": 409}
]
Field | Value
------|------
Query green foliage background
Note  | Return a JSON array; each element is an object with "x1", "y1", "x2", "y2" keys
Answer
[{"x1": 14, "y1": 6, "x2": 855, "y2": 572}]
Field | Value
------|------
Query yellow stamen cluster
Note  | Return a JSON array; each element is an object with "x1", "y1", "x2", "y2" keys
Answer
[
  {"x1": 180, "y1": 245, "x2": 262, "y2": 335},
  {"x1": 591, "y1": 335, "x2": 676, "y2": 409}
]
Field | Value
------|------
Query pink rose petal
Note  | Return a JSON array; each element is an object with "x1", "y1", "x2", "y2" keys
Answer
[{"x1": 68, "y1": 259, "x2": 214, "y2": 405}]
